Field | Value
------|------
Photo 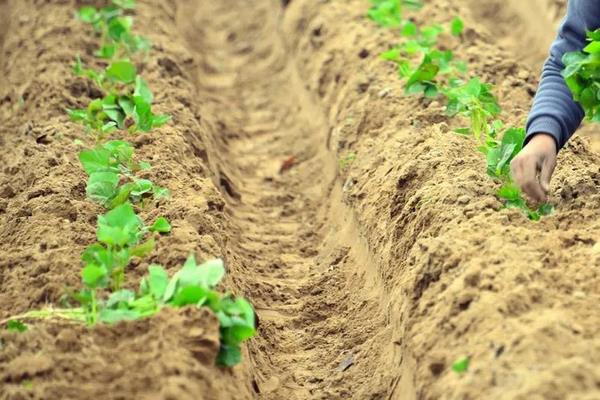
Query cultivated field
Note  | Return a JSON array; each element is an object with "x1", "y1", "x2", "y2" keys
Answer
[{"x1": 1, "y1": 1, "x2": 600, "y2": 399}]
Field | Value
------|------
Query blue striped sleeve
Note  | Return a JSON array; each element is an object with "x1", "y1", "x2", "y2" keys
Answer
[{"x1": 526, "y1": 0, "x2": 600, "y2": 150}]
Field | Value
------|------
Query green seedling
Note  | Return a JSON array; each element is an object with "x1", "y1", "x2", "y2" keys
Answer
[
  {"x1": 77, "y1": 0, "x2": 150, "y2": 60},
  {"x1": 6, "y1": 320, "x2": 27, "y2": 332},
  {"x1": 562, "y1": 29, "x2": 600, "y2": 121},
  {"x1": 452, "y1": 356, "x2": 470, "y2": 374},
  {"x1": 80, "y1": 202, "x2": 170, "y2": 295},
  {"x1": 4, "y1": 256, "x2": 256, "y2": 367},
  {"x1": 79, "y1": 140, "x2": 169, "y2": 208},
  {"x1": 367, "y1": 0, "x2": 422, "y2": 28},
  {"x1": 370, "y1": 5, "x2": 553, "y2": 220},
  {"x1": 69, "y1": 59, "x2": 170, "y2": 136},
  {"x1": 98, "y1": 255, "x2": 256, "y2": 367},
  {"x1": 450, "y1": 17, "x2": 464, "y2": 37},
  {"x1": 72, "y1": 57, "x2": 137, "y2": 91},
  {"x1": 484, "y1": 127, "x2": 554, "y2": 220},
  {"x1": 445, "y1": 77, "x2": 501, "y2": 143},
  {"x1": 381, "y1": 25, "x2": 467, "y2": 97},
  {"x1": 339, "y1": 152, "x2": 357, "y2": 170}
]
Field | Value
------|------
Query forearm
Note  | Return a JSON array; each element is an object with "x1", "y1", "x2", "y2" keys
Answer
[{"x1": 526, "y1": 57, "x2": 584, "y2": 150}]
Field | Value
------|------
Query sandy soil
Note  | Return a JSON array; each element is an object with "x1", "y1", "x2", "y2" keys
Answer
[{"x1": 1, "y1": 0, "x2": 600, "y2": 399}]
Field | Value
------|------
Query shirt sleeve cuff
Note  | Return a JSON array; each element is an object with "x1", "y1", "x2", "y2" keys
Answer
[{"x1": 525, "y1": 116, "x2": 563, "y2": 150}]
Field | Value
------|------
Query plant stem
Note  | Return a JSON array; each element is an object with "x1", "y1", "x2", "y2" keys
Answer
[{"x1": 0, "y1": 308, "x2": 86, "y2": 325}]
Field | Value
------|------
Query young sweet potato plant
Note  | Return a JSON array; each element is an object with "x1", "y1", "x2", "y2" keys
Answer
[
  {"x1": 371, "y1": 5, "x2": 553, "y2": 220},
  {"x1": 68, "y1": 57, "x2": 170, "y2": 137},
  {"x1": 562, "y1": 28, "x2": 600, "y2": 121},
  {"x1": 79, "y1": 140, "x2": 169, "y2": 208},
  {"x1": 77, "y1": 0, "x2": 151, "y2": 60},
  {"x1": 3, "y1": 0, "x2": 256, "y2": 368},
  {"x1": 368, "y1": 0, "x2": 422, "y2": 28},
  {"x1": 5, "y1": 254, "x2": 255, "y2": 367}
]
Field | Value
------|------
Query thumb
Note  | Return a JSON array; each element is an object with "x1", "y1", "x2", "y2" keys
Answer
[{"x1": 539, "y1": 155, "x2": 557, "y2": 194}]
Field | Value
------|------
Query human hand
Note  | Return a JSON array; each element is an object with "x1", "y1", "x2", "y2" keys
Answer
[{"x1": 510, "y1": 133, "x2": 558, "y2": 203}]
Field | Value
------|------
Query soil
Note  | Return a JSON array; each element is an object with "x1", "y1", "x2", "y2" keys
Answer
[{"x1": 1, "y1": 0, "x2": 600, "y2": 399}]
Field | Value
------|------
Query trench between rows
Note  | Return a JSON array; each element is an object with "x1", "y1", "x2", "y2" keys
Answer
[{"x1": 174, "y1": 0, "x2": 415, "y2": 398}]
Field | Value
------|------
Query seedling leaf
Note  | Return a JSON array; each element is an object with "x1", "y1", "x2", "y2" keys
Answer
[
  {"x1": 82, "y1": 263, "x2": 108, "y2": 289},
  {"x1": 452, "y1": 356, "x2": 470, "y2": 373},
  {"x1": 6, "y1": 320, "x2": 28, "y2": 333},
  {"x1": 134, "y1": 76, "x2": 153, "y2": 104},
  {"x1": 140, "y1": 265, "x2": 169, "y2": 299},
  {"x1": 450, "y1": 17, "x2": 464, "y2": 37},
  {"x1": 106, "y1": 61, "x2": 137, "y2": 84},
  {"x1": 150, "y1": 217, "x2": 171, "y2": 233}
]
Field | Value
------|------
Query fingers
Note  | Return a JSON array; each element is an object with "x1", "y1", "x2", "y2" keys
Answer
[
  {"x1": 539, "y1": 156, "x2": 557, "y2": 194},
  {"x1": 511, "y1": 154, "x2": 547, "y2": 203}
]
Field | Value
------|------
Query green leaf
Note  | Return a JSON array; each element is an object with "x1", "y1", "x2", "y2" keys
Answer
[
  {"x1": 453, "y1": 127, "x2": 471, "y2": 136},
  {"x1": 97, "y1": 203, "x2": 143, "y2": 247},
  {"x1": 537, "y1": 203, "x2": 555, "y2": 216},
  {"x1": 79, "y1": 147, "x2": 113, "y2": 174},
  {"x1": 118, "y1": 96, "x2": 135, "y2": 116},
  {"x1": 106, "y1": 289, "x2": 135, "y2": 308},
  {"x1": 108, "y1": 17, "x2": 133, "y2": 41},
  {"x1": 497, "y1": 183, "x2": 522, "y2": 202},
  {"x1": 110, "y1": 183, "x2": 135, "y2": 208},
  {"x1": 102, "y1": 122, "x2": 118, "y2": 134},
  {"x1": 131, "y1": 238, "x2": 155, "y2": 258},
  {"x1": 163, "y1": 274, "x2": 179, "y2": 303},
  {"x1": 106, "y1": 61, "x2": 137, "y2": 84},
  {"x1": 223, "y1": 297, "x2": 255, "y2": 329},
  {"x1": 171, "y1": 286, "x2": 211, "y2": 306},
  {"x1": 77, "y1": 6, "x2": 99, "y2": 23},
  {"x1": 424, "y1": 84, "x2": 438, "y2": 98},
  {"x1": 163, "y1": 256, "x2": 225, "y2": 301},
  {"x1": 152, "y1": 114, "x2": 171, "y2": 128},
  {"x1": 406, "y1": 82, "x2": 426, "y2": 95},
  {"x1": 103, "y1": 108, "x2": 126, "y2": 129},
  {"x1": 134, "y1": 76, "x2": 153, "y2": 104},
  {"x1": 150, "y1": 217, "x2": 171, "y2": 233},
  {"x1": 584, "y1": 41, "x2": 600, "y2": 54},
  {"x1": 141, "y1": 265, "x2": 169, "y2": 299},
  {"x1": 380, "y1": 48, "x2": 401, "y2": 61},
  {"x1": 81, "y1": 244, "x2": 114, "y2": 270},
  {"x1": 452, "y1": 356, "x2": 470, "y2": 373},
  {"x1": 401, "y1": 21, "x2": 418, "y2": 37},
  {"x1": 6, "y1": 320, "x2": 28, "y2": 333},
  {"x1": 96, "y1": 44, "x2": 117, "y2": 59},
  {"x1": 105, "y1": 137, "x2": 137, "y2": 162},
  {"x1": 130, "y1": 35, "x2": 152, "y2": 53},
  {"x1": 132, "y1": 96, "x2": 153, "y2": 131},
  {"x1": 197, "y1": 258, "x2": 226, "y2": 288},
  {"x1": 131, "y1": 179, "x2": 154, "y2": 196},
  {"x1": 68, "y1": 108, "x2": 88, "y2": 122},
  {"x1": 406, "y1": 55, "x2": 439, "y2": 87},
  {"x1": 112, "y1": 0, "x2": 136, "y2": 9},
  {"x1": 87, "y1": 171, "x2": 120, "y2": 205},
  {"x1": 450, "y1": 16, "x2": 464, "y2": 37},
  {"x1": 225, "y1": 324, "x2": 256, "y2": 344},
  {"x1": 82, "y1": 263, "x2": 108, "y2": 289}
]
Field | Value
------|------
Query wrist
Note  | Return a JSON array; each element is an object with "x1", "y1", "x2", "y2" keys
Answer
[{"x1": 527, "y1": 132, "x2": 558, "y2": 155}]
